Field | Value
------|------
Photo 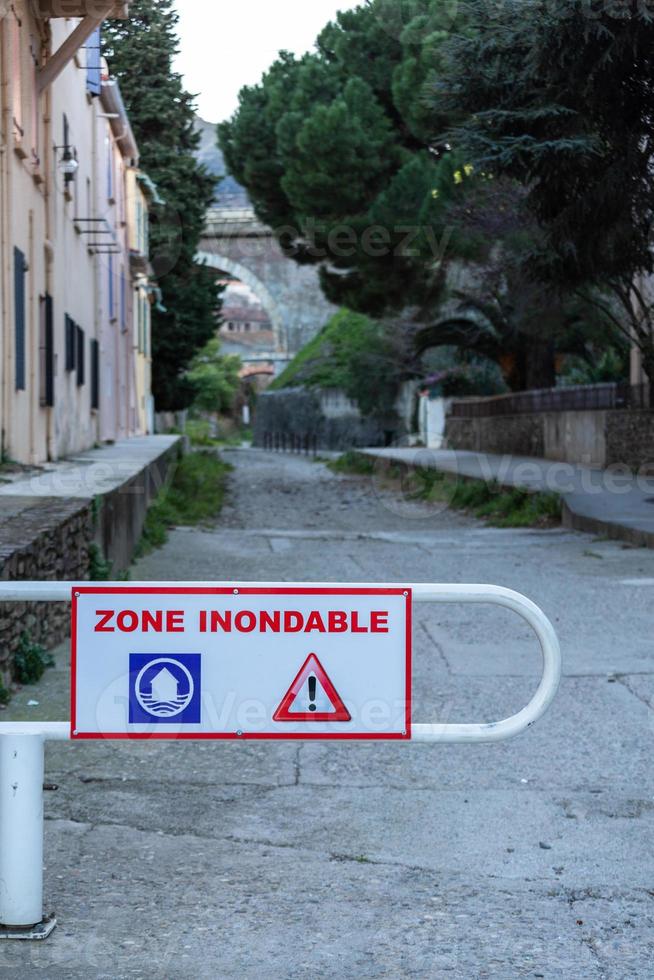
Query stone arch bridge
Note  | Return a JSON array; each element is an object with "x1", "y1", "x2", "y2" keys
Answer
[{"x1": 198, "y1": 208, "x2": 337, "y2": 367}]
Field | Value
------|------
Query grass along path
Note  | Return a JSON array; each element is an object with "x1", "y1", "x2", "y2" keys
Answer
[
  {"x1": 136, "y1": 449, "x2": 232, "y2": 556},
  {"x1": 330, "y1": 451, "x2": 561, "y2": 528}
]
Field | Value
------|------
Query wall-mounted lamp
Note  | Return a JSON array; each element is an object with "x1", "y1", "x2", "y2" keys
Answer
[{"x1": 54, "y1": 145, "x2": 79, "y2": 184}]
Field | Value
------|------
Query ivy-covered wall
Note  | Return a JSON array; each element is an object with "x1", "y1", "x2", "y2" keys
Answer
[{"x1": 254, "y1": 387, "x2": 403, "y2": 451}]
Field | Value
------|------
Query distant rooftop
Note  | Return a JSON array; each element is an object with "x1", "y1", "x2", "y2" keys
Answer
[{"x1": 222, "y1": 306, "x2": 271, "y2": 323}]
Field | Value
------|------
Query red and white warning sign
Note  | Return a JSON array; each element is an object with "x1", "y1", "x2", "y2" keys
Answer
[
  {"x1": 273, "y1": 653, "x2": 351, "y2": 722},
  {"x1": 71, "y1": 585, "x2": 412, "y2": 740}
]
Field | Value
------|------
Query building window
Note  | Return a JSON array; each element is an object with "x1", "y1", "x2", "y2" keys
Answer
[
  {"x1": 120, "y1": 269, "x2": 127, "y2": 332},
  {"x1": 76, "y1": 325, "x2": 85, "y2": 387},
  {"x1": 86, "y1": 27, "x2": 101, "y2": 96},
  {"x1": 14, "y1": 247, "x2": 26, "y2": 391},
  {"x1": 90, "y1": 339, "x2": 100, "y2": 410},
  {"x1": 65, "y1": 314, "x2": 76, "y2": 371},
  {"x1": 108, "y1": 254, "x2": 115, "y2": 319},
  {"x1": 39, "y1": 294, "x2": 55, "y2": 408}
]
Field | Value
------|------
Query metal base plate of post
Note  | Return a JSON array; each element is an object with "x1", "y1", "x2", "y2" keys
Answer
[{"x1": 0, "y1": 915, "x2": 57, "y2": 940}]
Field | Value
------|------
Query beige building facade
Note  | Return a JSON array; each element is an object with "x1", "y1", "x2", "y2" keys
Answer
[{"x1": 0, "y1": 2, "x2": 154, "y2": 464}]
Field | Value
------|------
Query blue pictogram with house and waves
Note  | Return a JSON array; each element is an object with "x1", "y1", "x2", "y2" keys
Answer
[{"x1": 129, "y1": 654, "x2": 201, "y2": 724}]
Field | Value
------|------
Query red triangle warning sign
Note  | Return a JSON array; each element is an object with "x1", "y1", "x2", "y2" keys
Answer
[{"x1": 273, "y1": 653, "x2": 351, "y2": 722}]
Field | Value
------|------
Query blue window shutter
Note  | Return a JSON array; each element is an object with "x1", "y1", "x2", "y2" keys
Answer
[
  {"x1": 45, "y1": 294, "x2": 54, "y2": 407},
  {"x1": 108, "y1": 254, "x2": 114, "y2": 318},
  {"x1": 90, "y1": 339, "x2": 99, "y2": 409},
  {"x1": 76, "y1": 325, "x2": 85, "y2": 387},
  {"x1": 65, "y1": 314, "x2": 76, "y2": 371},
  {"x1": 86, "y1": 28, "x2": 101, "y2": 97},
  {"x1": 14, "y1": 247, "x2": 26, "y2": 391},
  {"x1": 120, "y1": 271, "x2": 126, "y2": 331}
]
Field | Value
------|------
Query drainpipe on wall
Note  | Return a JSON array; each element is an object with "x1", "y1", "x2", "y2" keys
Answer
[
  {"x1": 0, "y1": 139, "x2": 6, "y2": 463},
  {"x1": 43, "y1": 76, "x2": 55, "y2": 462},
  {"x1": 28, "y1": 210, "x2": 36, "y2": 463},
  {"x1": 92, "y1": 98, "x2": 101, "y2": 446}
]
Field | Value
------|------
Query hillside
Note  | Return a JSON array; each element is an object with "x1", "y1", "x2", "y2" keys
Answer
[{"x1": 194, "y1": 116, "x2": 249, "y2": 207}]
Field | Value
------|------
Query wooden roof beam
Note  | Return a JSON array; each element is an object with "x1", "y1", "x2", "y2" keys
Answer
[{"x1": 36, "y1": 4, "x2": 117, "y2": 96}]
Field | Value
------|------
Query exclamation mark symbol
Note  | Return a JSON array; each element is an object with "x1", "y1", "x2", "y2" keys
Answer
[{"x1": 308, "y1": 675, "x2": 317, "y2": 712}]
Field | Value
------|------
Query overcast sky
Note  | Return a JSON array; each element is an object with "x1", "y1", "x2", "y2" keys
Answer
[{"x1": 173, "y1": 0, "x2": 362, "y2": 124}]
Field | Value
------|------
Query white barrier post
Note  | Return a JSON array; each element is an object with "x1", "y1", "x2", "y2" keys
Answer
[{"x1": 0, "y1": 733, "x2": 55, "y2": 939}]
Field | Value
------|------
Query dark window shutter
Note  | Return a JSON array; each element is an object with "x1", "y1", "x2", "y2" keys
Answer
[
  {"x1": 45, "y1": 294, "x2": 54, "y2": 407},
  {"x1": 86, "y1": 28, "x2": 101, "y2": 96},
  {"x1": 76, "y1": 325, "x2": 85, "y2": 386},
  {"x1": 90, "y1": 339, "x2": 99, "y2": 410},
  {"x1": 120, "y1": 270, "x2": 127, "y2": 331},
  {"x1": 65, "y1": 315, "x2": 76, "y2": 371},
  {"x1": 14, "y1": 247, "x2": 26, "y2": 391},
  {"x1": 40, "y1": 294, "x2": 55, "y2": 407}
]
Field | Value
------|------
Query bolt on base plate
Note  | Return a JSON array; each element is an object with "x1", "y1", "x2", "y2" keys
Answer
[{"x1": 0, "y1": 914, "x2": 57, "y2": 940}]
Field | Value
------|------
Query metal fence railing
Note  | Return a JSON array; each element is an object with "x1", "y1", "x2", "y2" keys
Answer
[
  {"x1": 262, "y1": 431, "x2": 318, "y2": 455},
  {"x1": 449, "y1": 382, "x2": 653, "y2": 418}
]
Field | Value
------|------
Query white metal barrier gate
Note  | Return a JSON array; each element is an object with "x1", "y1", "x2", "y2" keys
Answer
[{"x1": 0, "y1": 581, "x2": 561, "y2": 939}]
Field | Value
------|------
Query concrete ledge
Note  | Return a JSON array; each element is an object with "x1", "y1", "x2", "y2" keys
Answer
[
  {"x1": 358, "y1": 447, "x2": 654, "y2": 549},
  {"x1": 561, "y1": 503, "x2": 654, "y2": 549}
]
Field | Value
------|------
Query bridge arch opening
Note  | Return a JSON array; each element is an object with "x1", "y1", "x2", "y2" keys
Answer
[{"x1": 197, "y1": 250, "x2": 288, "y2": 358}]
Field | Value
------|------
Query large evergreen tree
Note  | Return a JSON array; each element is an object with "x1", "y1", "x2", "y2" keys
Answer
[
  {"x1": 219, "y1": 1, "x2": 463, "y2": 321},
  {"x1": 219, "y1": 0, "x2": 612, "y2": 389},
  {"x1": 432, "y1": 0, "x2": 654, "y2": 380},
  {"x1": 104, "y1": 0, "x2": 221, "y2": 410}
]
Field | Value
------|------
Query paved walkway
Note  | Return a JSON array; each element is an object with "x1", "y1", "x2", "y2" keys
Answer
[{"x1": 361, "y1": 447, "x2": 654, "y2": 547}]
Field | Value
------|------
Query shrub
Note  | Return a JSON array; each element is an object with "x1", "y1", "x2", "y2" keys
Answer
[
  {"x1": 14, "y1": 633, "x2": 55, "y2": 685},
  {"x1": 272, "y1": 309, "x2": 407, "y2": 417}
]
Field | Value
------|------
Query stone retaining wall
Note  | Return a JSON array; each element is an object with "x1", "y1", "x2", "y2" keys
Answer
[
  {"x1": 445, "y1": 414, "x2": 545, "y2": 458},
  {"x1": 605, "y1": 411, "x2": 654, "y2": 471},
  {"x1": 446, "y1": 408, "x2": 654, "y2": 470},
  {"x1": 254, "y1": 387, "x2": 402, "y2": 450},
  {"x1": 0, "y1": 497, "x2": 94, "y2": 687}
]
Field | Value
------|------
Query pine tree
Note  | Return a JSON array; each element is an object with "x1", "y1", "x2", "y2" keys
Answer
[{"x1": 104, "y1": 0, "x2": 221, "y2": 410}]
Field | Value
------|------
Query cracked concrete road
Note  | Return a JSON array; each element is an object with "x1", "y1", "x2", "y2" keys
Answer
[{"x1": 5, "y1": 448, "x2": 654, "y2": 979}]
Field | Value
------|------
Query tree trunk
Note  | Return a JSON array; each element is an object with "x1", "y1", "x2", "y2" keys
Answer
[
  {"x1": 640, "y1": 336, "x2": 654, "y2": 386},
  {"x1": 525, "y1": 336, "x2": 556, "y2": 390},
  {"x1": 498, "y1": 337, "x2": 556, "y2": 392}
]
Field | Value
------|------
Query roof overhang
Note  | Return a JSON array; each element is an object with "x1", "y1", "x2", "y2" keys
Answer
[{"x1": 38, "y1": 2, "x2": 128, "y2": 17}]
